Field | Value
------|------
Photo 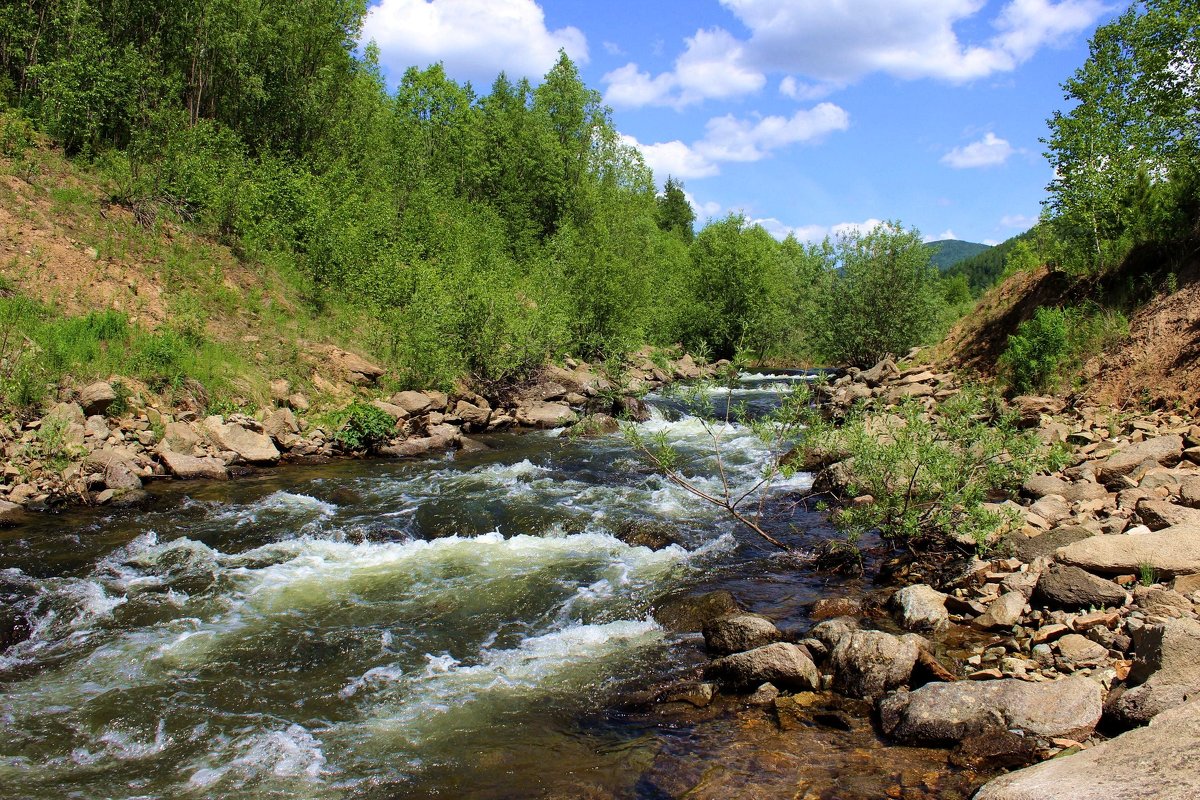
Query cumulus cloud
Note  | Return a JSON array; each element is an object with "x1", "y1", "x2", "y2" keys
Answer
[
  {"x1": 751, "y1": 217, "x2": 885, "y2": 243},
  {"x1": 941, "y1": 132, "x2": 1015, "y2": 168},
  {"x1": 1000, "y1": 213, "x2": 1039, "y2": 228},
  {"x1": 925, "y1": 229, "x2": 959, "y2": 242},
  {"x1": 604, "y1": 27, "x2": 764, "y2": 109},
  {"x1": 621, "y1": 103, "x2": 850, "y2": 180},
  {"x1": 362, "y1": 0, "x2": 587, "y2": 85},
  {"x1": 606, "y1": 0, "x2": 1109, "y2": 107}
]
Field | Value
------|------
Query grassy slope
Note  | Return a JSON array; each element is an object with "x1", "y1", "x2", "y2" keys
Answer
[{"x1": 0, "y1": 138, "x2": 389, "y2": 413}]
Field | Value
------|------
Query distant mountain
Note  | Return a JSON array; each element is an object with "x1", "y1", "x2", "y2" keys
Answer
[
  {"x1": 924, "y1": 239, "x2": 993, "y2": 271},
  {"x1": 943, "y1": 228, "x2": 1039, "y2": 295}
]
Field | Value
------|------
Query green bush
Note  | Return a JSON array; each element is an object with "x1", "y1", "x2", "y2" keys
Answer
[
  {"x1": 1000, "y1": 304, "x2": 1128, "y2": 394},
  {"x1": 328, "y1": 401, "x2": 396, "y2": 452}
]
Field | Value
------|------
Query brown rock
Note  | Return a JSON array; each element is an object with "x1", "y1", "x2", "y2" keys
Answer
[
  {"x1": 1137, "y1": 499, "x2": 1200, "y2": 530},
  {"x1": 79, "y1": 381, "x2": 117, "y2": 416},
  {"x1": 159, "y1": 451, "x2": 229, "y2": 480},
  {"x1": 1098, "y1": 436, "x2": 1185, "y2": 486}
]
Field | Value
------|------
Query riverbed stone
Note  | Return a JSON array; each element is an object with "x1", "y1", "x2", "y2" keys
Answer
[
  {"x1": 702, "y1": 613, "x2": 782, "y2": 656},
  {"x1": 1180, "y1": 475, "x2": 1200, "y2": 508},
  {"x1": 613, "y1": 519, "x2": 682, "y2": 550},
  {"x1": 1004, "y1": 525, "x2": 1094, "y2": 563},
  {"x1": 515, "y1": 400, "x2": 577, "y2": 429},
  {"x1": 879, "y1": 675, "x2": 1102, "y2": 745},
  {"x1": 390, "y1": 391, "x2": 433, "y2": 415},
  {"x1": 201, "y1": 416, "x2": 280, "y2": 464},
  {"x1": 159, "y1": 421, "x2": 201, "y2": 454},
  {"x1": 159, "y1": 450, "x2": 229, "y2": 481},
  {"x1": 653, "y1": 590, "x2": 741, "y2": 633},
  {"x1": 1108, "y1": 618, "x2": 1200, "y2": 727},
  {"x1": 0, "y1": 499, "x2": 26, "y2": 526},
  {"x1": 1098, "y1": 435, "x2": 1184, "y2": 486},
  {"x1": 973, "y1": 591, "x2": 1026, "y2": 630},
  {"x1": 1056, "y1": 634, "x2": 1109, "y2": 666},
  {"x1": 830, "y1": 629, "x2": 924, "y2": 700},
  {"x1": 1034, "y1": 564, "x2": 1127, "y2": 610},
  {"x1": 83, "y1": 449, "x2": 142, "y2": 491},
  {"x1": 891, "y1": 584, "x2": 949, "y2": 632},
  {"x1": 1055, "y1": 524, "x2": 1200, "y2": 577},
  {"x1": 1023, "y1": 475, "x2": 1108, "y2": 503},
  {"x1": 1137, "y1": 499, "x2": 1200, "y2": 530},
  {"x1": 705, "y1": 642, "x2": 820, "y2": 692}
]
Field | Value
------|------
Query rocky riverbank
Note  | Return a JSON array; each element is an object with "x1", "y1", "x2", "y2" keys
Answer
[
  {"x1": 0, "y1": 347, "x2": 719, "y2": 524},
  {"x1": 640, "y1": 357, "x2": 1200, "y2": 798}
]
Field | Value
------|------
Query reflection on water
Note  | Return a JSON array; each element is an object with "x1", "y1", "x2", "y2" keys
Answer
[{"x1": 0, "y1": 376, "x2": 979, "y2": 799}]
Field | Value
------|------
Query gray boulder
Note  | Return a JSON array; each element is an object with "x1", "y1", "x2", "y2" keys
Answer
[
  {"x1": 159, "y1": 421, "x2": 201, "y2": 454},
  {"x1": 1108, "y1": 618, "x2": 1200, "y2": 727},
  {"x1": 973, "y1": 591, "x2": 1027, "y2": 630},
  {"x1": 830, "y1": 629, "x2": 924, "y2": 700},
  {"x1": 1023, "y1": 475, "x2": 1108, "y2": 503},
  {"x1": 391, "y1": 390, "x2": 433, "y2": 415},
  {"x1": 515, "y1": 400, "x2": 577, "y2": 429},
  {"x1": 1138, "y1": 499, "x2": 1200, "y2": 530},
  {"x1": 1034, "y1": 564, "x2": 1127, "y2": 610},
  {"x1": 1098, "y1": 435, "x2": 1184, "y2": 485},
  {"x1": 974, "y1": 698, "x2": 1200, "y2": 800},
  {"x1": 202, "y1": 416, "x2": 280, "y2": 464},
  {"x1": 879, "y1": 675, "x2": 1102, "y2": 745},
  {"x1": 79, "y1": 381, "x2": 117, "y2": 416},
  {"x1": 702, "y1": 613, "x2": 781, "y2": 656},
  {"x1": 83, "y1": 449, "x2": 142, "y2": 491},
  {"x1": 159, "y1": 451, "x2": 229, "y2": 481},
  {"x1": 705, "y1": 642, "x2": 820, "y2": 692},
  {"x1": 1005, "y1": 525, "x2": 1094, "y2": 563},
  {"x1": 1056, "y1": 525, "x2": 1200, "y2": 577},
  {"x1": 891, "y1": 584, "x2": 949, "y2": 632}
]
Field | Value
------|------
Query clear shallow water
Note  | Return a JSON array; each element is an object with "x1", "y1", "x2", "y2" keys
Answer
[{"x1": 0, "y1": 377, "x2": 975, "y2": 799}]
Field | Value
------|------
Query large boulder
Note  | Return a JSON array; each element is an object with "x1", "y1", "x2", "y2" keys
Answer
[
  {"x1": 1107, "y1": 618, "x2": 1200, "y2": 727},
  {"x1": 1034, "y1": 564, "x2": 1127, "y2": 610},
  {"x1": 891, "y1": 584, "x2": 950, "y2": 632},
  {"x1": 1098, "y1": 435, "x2": 1184, "y2": 486},
  {"x1": 391, "y1": 391, "x2": 433, "y2": 415},
  {"x1": 1137, "y1": 499, "x2": 1200, "y2": 530},
  {"x1": 263, "y1": 408, "x2": 301, "y2": 449},
  {"x1": 830, "y1": 629, "x2": 924, "y2": 700},
  {"x1": 201, "y1": 416, "x2": 280, "y2": 464},
  {"x1": 1056, "y1": 525, "x2": 1200, "y2": 577},
  {"x1": 653, "y1": 590, "x2": 740, "y2": 633},
  {"x1": 515, "y1": 401, "x2": 577, "y2": 429},
  {"x1": 79, "y1": 381, "x2": 117, "y2": 416},
  {"x1": 159, "y1": 450, "x2": 229, "y2": 481},
  {"x1": 159, "y1": 421, "x2": 201, "y2": 454},
  {"x1": 1023, "y1": 475, "x2": 1108, "y2": 503},
  {"x1": 702, "y1": 613, "x2": 781, "y2": 656},
  {"x1": 1005, "y1": 525, "x2": 1094, "y2": 563},
  {"x1": 879, "y1": 675, "x2": 1102, "y2": 745},
  {"x1": 858, "y1": 358, "x2": 899, "y2": 387},
  {"x1": 83, "y1": 449, "x2": 142, "y2": 491},
  {"x1": 613, "y1": 519, "x2": 682, "y2": 550},
  {"x1": 974, "y1": 698, "x2": 1200, "y2": 800},
  {"x1": 705, "y1": 642, "x2": 820, "y2": 692}
]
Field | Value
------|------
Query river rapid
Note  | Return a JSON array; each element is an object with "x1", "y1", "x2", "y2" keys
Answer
[{"x1": 0, "y1": 374, "x2": 974, "y2": 799}]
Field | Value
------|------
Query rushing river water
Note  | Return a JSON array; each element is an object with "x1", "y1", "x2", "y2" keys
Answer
[{"x1": 0, "y1": 375, "x2": 980, "y2": 799}]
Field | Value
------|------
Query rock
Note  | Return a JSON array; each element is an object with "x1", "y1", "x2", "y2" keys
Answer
[
  {"x1": 653, "y1": 590, "x2": 741, "y2": 633},
  {"x1": 858, "y1": 358, "x2": 899, "y2": 387},
  {"x1": 201, "y1": 416, "x2": 280, "y2": 464},
  {"x1": 1029, "y1": 494, "x2": 1071, "y2": 526},
  {"x1": 1011, "y1": 396, "x2": 1067, "y2": 426},
  {"x1": 1172, "y1": 574, "x2": 1200, "y2": 594},
  {"x1": 1023, "y1": 475, "x2": 1108, "y2": 503},
  {"x1": 703, "y1": 613, "x2": 782, "y2": 656},
  {"x1": 287, "y1": 393, "x2": 310, "y2": 412},
  {"x1": 573, "y1": 413, "x2": 620, "y2": 436},
  {"x1": 159, "y1": 421, "x2": 200, "y2": 454},
  {"x1": 84, "y1": 415, "x2": 111, "y2": 439},
  {"x1": 1180, "y1": 475, "x2": 1200, "y2": 509},
  {"x1": 1034, "y1": 564, "x2": 1127, "y2": 610},
  {"x1": 973, "y1": 591, "x2": 1027, "y2": 630},
  {"x1": 391, "y1": 391, "x2": 434, "y2": 415},
  {"x1": 263, "y1": 408, "x2": 301, "y2": 448},
  {"x1": 951, "y1": 731, "x2": 1043, "y2": 772},
  {"x1": 891, "y1": 584, "x2": 949, "y2": 632},
  {"x1": 79, "y1": 381, "x2": 117, "y2": 416},
  {"x1": 1056, "y1": 633, "x2": 1109, "y2": 665},
  {"x1": 159, "y1": 451, "x2": 229, "y2": 480},
  {"x1": 1098, "y1": 436, "x2": 1184, "y2": 486},
  {"x1": 45, "y1": 401, "x2": 85, "y2": 425},
  {"x1": 1004, "y1": 525, "x2": 1094, "y2": 563},
  {"x1": 1056, "y1": 524, "x2": 1200, "y2": 577},
  {"x1": 746, "y1": 682, "x2": 780, "y2": 706},
  {"x1": 810, "y1": 597, "x2": 862, "y2": 620},
  {"x1": 974, "y1": 698, "x2": 1200, "y2": 800},
  {"x1": 884, "y1": 383, "x2": 934, "y2": 403},
  {"x1": 1133, "y1": 586, "x2": 1193, "y2": 616},
  {"x1": 269, "y1": 378, "x2": 290, "y2": 403},
  {"x1": 810, "y1": 617, "x2": 859, "y2": 652},
  {"x1": 454, "y1": 400, "x2": 491, "y2": 428},
  {"x1": 0, "y1": 499, "x2": 25, "y2": 527},
  {"x1": 829, "y1": 629, "x2": 924, "y2": 700},
  {"x1": 369, "y1": 400, "x2": 408, "y2": 421},
  {"x1": 705, "y1": 642, "x2": 820, "y2": 692},
  {"x1": 515, "y1": 401, "x2": 577, "y2": 429},
  {"x1": 879, "y1": 675, "x2": 1102, "y2": 745},
  {"x1": 617, "y1": 395, "x2": 650, "y2": 422},
  {"x1": 519, "y1": 381, "x2": 569, "y2": 402},
  {"x1": 1138, "y1": 499, "x2": 1200, "y2": 530},
  {"x1": 1108, "y1": 618, "x2": 1200, "y2": 726},
  {"x1": 1000, "y1": 570, "x2": 1040, "y2": 599},
  {"x1": 1032, "y1": 623, "x2": 1071, "y2": 645},
  {"x1": 661, "y1": 681, "x2": 716, "y2": 708},
  {"x1": 613, "y1": 519, "x2": 682, "y2": 550},
  {"x1": 379, "y1": 434, "x2": 456, "y2": 458},
  {"x1": 83, "y1": 449, "x2": 142, "y2": 491}
]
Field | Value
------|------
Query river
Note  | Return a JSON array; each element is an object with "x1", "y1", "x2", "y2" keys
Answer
[{"x1": 0, "y1": 374, "x2": 977, "y2": 799}]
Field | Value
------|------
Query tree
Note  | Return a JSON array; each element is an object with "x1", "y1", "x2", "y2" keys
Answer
[
  {"x1": 656, "y1": 176, "x2": 695, "y2": 243},
  {"x1": 818, "y1": 222, "x2": 941, "y2": 367}
]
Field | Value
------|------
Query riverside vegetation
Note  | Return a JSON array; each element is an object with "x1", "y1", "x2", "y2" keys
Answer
[{"x1": 2, "y1": 1, "x2": 1200, "y2": 798}]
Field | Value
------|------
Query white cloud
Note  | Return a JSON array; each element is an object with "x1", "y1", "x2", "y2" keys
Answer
[
  {"x1": 941, "y1": 132, "x2": 1015, "y2": 168},
  {"x1": 1000, "y1": 213, "x2": 1038, "y2": 228},
  {"x1": 621, "y1": 103, "x2": 850, "y2": 180},
  {"x1": 603, "y1": 27, "x2": 765, "y2": 108},
  {"x1": 605, "y1": 0, "x2": 1110, "y2": 107},
  {"x1": 925, "y1": 229, "x2": 958, "y2": 242},
  {"x1": 752, "y1": 217, "x2": 884, "y2": 243},
  {"x1": 602, "y1": 41, "x2": 624, "y2": 56},
  {"x1": 363, "y1": 0, "x2": 588, "y2": 85},
  {"x1": 684, "y1": 190, "x2": 723, "y2": 220},
  {"x1": 983, "y1": 238, "x2": 1001, "y2": 246}
]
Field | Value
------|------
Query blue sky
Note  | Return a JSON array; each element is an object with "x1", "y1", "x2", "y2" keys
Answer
[{"x1": 361, "y1": 0, "x2": 1120, "y2": 245}]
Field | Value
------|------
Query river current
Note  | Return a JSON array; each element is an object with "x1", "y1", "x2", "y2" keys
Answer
[{"x1": 0, "y1": 375, "x2": 972, "y2": 799}]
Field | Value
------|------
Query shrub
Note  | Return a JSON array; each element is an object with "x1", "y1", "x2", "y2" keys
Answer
[
  {"x1": 1000, "y1": 304, "x2": 1128, "y2": 394},
  {"x1": 328, "y1": 401, "x2": 396, "y2": 452}
]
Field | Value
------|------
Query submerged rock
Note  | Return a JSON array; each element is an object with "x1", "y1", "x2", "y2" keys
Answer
[
  {"x1": 613, "y1": 519, "x2": 683, "y2": 550},
  {"x1": 653, "y1": 590, "x2": 741, "y2": 633}
]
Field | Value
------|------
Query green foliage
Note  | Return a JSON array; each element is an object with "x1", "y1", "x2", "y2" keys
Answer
[
  {"x1": 802, "y1": 386, "x2": 1051, "y2": 552},
  {"x1": 328, "y1": 401, "x2": 396, "y2": 452},
  {"x1": 1000, "y1": 304, "x2": 1129, "y2": 394},
  {"x1": 923, "y1": 239, "x2": 992, "y2": 271},
  {"x1": 29, "y1": 413, "x2": 86, "y2": 470},
  {"x1": 817, "y1": 222, "x2": 942, "y2": 367},
  {"x1": 1139, "y1": 561, "x2": 1159, "y2": 587},
  {"x1": 656, "y1": 177, "x2": 696, "y2": 243}
]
